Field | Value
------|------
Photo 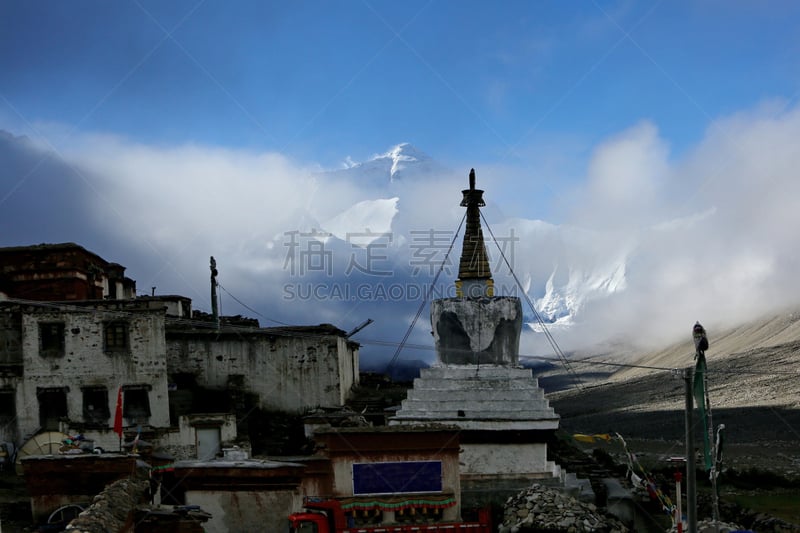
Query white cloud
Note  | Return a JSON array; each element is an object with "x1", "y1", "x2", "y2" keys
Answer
[
  {"x1": 562, "y1": 102, "x2": 800, "y2": 350},
  {"x1": 4, "y1": 99, "x2": 800, "y2": 362},
  {"x1": 575, "y1": 120, "x2": 670, "y2": 229}
]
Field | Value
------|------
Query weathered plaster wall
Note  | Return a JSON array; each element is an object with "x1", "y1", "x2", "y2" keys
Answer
[
  {"x1": 16, "y1": 307, "x2": 170, "y2": 442},
  {"x1": 319, "y1": 429, "x2": 462, "y2": 521},
  {"x1": 459, "y1": 443, "x2": 551, "y2": 476},
  {"x1": 186, "y1": 489, "x2": 299, "y2": 533},
  {"x1": 159, "y1": 413, "x2": 238, "y2": 460},
  {"x1": 431, "y1": 297, "x2": 522, "y2": 365},
  {"x1": 166, "y1": 334, "x2": 358, "y2": 412},
  {"x1": 326, "y1": 453, "x2": 459, "y2": 499}
]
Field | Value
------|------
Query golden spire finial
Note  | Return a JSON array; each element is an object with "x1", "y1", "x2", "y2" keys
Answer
[{"x1": 456, "y1": 169, "x2": 493, "y2": 297}]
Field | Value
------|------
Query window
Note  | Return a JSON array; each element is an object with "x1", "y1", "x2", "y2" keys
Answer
[
  {"x1": 104, "y1": 321, "x2": 129, "y2": 353},
  {"x1": 82, "y1": 387, "x2": 110, "y2": 426},
  {"x1": 39, "y1": 322, "x2": 65, "y2": 358},
  {"x1": 123, "y1": 386, "x2": 151, "y2": 421},
  {"x1": 38, "y1": 387, "x2": 68, "y2": 430},
  {"x1": 0, "y1": 389, "x2": 14, "y2": 423}
]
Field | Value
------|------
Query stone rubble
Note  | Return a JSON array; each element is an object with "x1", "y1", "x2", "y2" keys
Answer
[
  {"x1": 64, "y1": 475, "x2": 149, "y2": 533},
  {"x1": 500, "y1": 483, "x2": 630, "y2": 533}
]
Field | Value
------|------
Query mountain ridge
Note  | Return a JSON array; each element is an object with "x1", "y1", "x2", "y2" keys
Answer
[{"x1": 546, "y1": 304, "x2": 800, "y2": 451}]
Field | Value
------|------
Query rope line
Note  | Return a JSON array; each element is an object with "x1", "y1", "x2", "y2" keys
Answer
[
  {"x1": 386, "y1": 212, "x2": 467, "y2": 373},
  {"x1": 480, "y1": 210, "x2": 584, "y2": 391}
]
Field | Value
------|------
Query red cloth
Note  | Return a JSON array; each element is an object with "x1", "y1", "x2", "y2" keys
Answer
[{"x1": 113, "y1": 387, "x2": 124, "y2": 437}]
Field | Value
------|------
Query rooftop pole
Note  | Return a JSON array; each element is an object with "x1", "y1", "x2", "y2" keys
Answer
[{"x1": 210, "y1": 256, "x2": 219, "y2": 330}]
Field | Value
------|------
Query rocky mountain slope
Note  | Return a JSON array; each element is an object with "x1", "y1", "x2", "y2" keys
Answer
[{"x1": 545, "y1": 306, "x2": 800, "y2": 474}]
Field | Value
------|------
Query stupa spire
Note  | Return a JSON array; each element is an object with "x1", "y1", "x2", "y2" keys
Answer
[{"x1": 456, "y1": 169, "x2": 494, "y2": 297}]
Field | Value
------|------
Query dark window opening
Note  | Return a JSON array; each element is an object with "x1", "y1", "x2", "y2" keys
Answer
[
  {"x1": 123, "y1": 387, "x2": 151, "y2": 421},
  {"x1": 193, "y1": 389, "x2": 231, "y2": 413},
  {"x1": 0, "y1": 390, "x2": 14, "y2": 421},
  {"x1": 104, "y1": 321, "x2": 129, "y2": 352},
  {"x1": 38, "y1": 388, "x2": 68, "y2": 430},
  {"x1": 82, "y1": 387, "x2": 110, "y2": 426},
  {"x1": 168, "y1": 374, "x2": 196, "y2": 427},
  {"x1": 39, "y1": 322, "x2": 65, "y2": 358},
  {"x1": 170, "y1": 373, "x2": 197, "y2": 388}
]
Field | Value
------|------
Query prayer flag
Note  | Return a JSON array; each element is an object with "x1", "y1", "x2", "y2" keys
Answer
[
  {"x1": 113, "y1": 386, "x2": 124, "y2": 438},
  {"x1": 693, "y1": 353, "x2": 712, "y2": 470}
]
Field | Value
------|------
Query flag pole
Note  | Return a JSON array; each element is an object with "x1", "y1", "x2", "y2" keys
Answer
[
  {"x1": 705, "y1": 366, "x2": 720, "y2": 525},
  {"x1": 674, "y1": 470, "x2": 683, "y2": 533},
  {"x1": 684, "y1": 366, "x2": 697, "y2": 533}
]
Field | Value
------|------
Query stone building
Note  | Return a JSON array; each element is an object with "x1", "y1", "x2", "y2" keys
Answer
[
  {"x1": 166, "y1": 323, "x2": 359, "y2": 414},
  {"x1": 391, "y1": 170, "x2": 561, "y2": 505},
  {"x1": 0, "y1": 242, "x2": 136, "y2": 301},
  {"x1": 154, "y1": 425, "x2": 462, "y2": 533},
  {"x1": 0, "y1": 242, "x2": 359, "y2": 460},
  {"x1": 0, "y1": 299, "x2": 170, "y2": 448},
  {"x1": 307, "y1": 425, "x2": 463, "y2": 523}
]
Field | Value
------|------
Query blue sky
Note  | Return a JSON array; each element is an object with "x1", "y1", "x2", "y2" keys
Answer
[
  {"x1": 3, "y1": 2, "x2": 800, "y2": 360},
  {"x1": 4, "y1": 2, "x2": 798, "y2": 168}
]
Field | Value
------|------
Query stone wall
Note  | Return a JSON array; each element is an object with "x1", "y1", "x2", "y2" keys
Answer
[
  {"x1": 165, "y1": 331, "x2": 358, "y2": 413},
  {"x1": 64, "y1": 474, "x2": 149, "y2": 533},
  {"x1": 186, "y1": 489, "x2": 298, "y2": 533},
  {"x1": 431, "y1": 297, "x2": 522, "y2": 365},
  {"x1": 13, "y1": 304, "x2": 170, "y2": 445}
]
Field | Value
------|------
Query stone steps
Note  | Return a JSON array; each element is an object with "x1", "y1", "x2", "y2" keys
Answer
[
  {"x1": 419, "y1": 366, "x2": 536, "y2": 379},
  {"x1": 400, "y1": 398, "x2": 555, "y2": 413},
  {"x1": 410, "y1": 378, "x2": 546, "y2": 391},
  {"x1": 405, "y1": 387, "x2": 546, "y2": 402},
  {"x1": 393, "y1": 365, "x2": 559, "y2": 430}
]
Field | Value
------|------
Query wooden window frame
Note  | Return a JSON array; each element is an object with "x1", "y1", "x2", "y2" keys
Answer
[
  {"x1": 39, "y1": 322, "x2": 65, "y2": 358},
  {"x1": 81, "y1": 386, "x2": 110, "y2": 426},
  {"x1": 103, "y1": 320, "x2": 129, "y2": 353}
]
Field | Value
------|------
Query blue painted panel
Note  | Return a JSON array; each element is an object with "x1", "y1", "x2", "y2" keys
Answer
[{"x1": 352, "y1": 461, "x2": 442, "y2": 495}]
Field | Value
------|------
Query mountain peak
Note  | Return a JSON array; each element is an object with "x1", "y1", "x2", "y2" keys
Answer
[
  {"x1": 383, "y1": 142, "x2": 427, "y2": 160},
  {"x1": 375, "y1": 143, "x2": 431, "y2": 180},
  {"x1": 332, "y1": 143, "x2": 441, "y2": 184}
]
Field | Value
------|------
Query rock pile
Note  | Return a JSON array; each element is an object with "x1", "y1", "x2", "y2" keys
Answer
[
  {"x1": 500, "y1": 483, "x2": 630, "y2": 533},
  {"x1": 64, "y1": 475, "x2": 149, "y2": 533}
]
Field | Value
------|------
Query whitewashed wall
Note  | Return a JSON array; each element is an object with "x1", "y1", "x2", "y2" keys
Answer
[
  {"x1": 166, "y1": 333, "x2": 359, "y2": 413},
  {"x1": 16, "y1": 307, "x2": 170, "y2": 442}
]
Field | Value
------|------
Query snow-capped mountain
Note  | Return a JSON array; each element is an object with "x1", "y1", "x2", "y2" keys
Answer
[
  {"x1": 316, "y1": 146, "x2": 631, "y2": 329},
  {"x1": 485, "y1": 216, "x2": 630, "y2": 328},
  {"x1": 331, "y1": 143, "x2": 447, "y2": 183},
  {"x1": 321, "y1": 197, "x2": 399, "y2": 245},
  {"x1": 533, "y1": 259, "x2": 628, "y2": 325}
]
